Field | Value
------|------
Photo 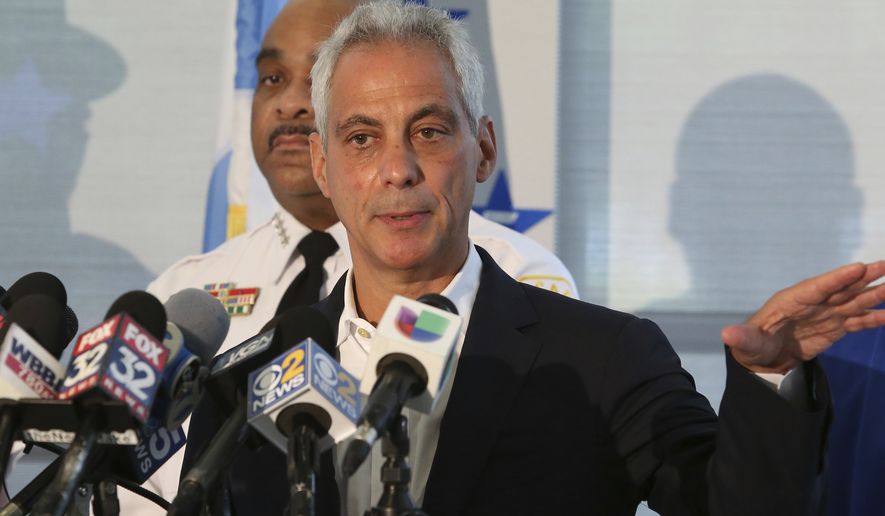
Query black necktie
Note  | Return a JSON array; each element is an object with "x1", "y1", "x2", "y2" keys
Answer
[{"x1": 275, "y1": 230, "x2": 339, "y2": 315}]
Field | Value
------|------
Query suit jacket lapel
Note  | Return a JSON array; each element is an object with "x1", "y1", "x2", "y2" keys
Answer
[
  {"x1": 313, "y1": 272, "x2": 348, "y2": 357},
  {"x1": 423, "y1": 247, "x2": 542, "y2": 514}
]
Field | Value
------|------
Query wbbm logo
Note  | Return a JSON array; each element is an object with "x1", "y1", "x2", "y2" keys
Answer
[{"x1": 395, "y1": 306, "x2": 448, "y2": 343}]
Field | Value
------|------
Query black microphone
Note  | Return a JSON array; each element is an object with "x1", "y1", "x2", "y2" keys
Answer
[
  {"x1": 168, "y1": 307, "x2": 332, "y2": 516},
  {"x1": 343, "y1": 294, "x2": 460, "y2": 477},
  {"x1": 0, "y1": 273, "x2": 66, "y2": 312},
  {"x1": 0, "y1": 273, "x2": 78, "y2": 345},
  {"x1": 31, "y1": 291, "x2": 168, "y2": 516},
  {"x1": 0, "y1": 294, "x2": 68, "y2": 482}
]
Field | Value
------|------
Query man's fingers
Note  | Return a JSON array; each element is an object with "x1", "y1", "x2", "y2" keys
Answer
[
  {"x1": 827, "y1": 261, "x2": 885, "y2": 305},
  {"x1": 860, "y1": 260, "x2": 885, "y2": 284},
  {"x1": 790, "y1": 262, "x2": 868, "y2": 306},
  {"x1": 844, "y1": 309, "x2": 885, "y2": 333},
  {"x1": 833, "y1": 283, "x2": 885, "y2": 316}
]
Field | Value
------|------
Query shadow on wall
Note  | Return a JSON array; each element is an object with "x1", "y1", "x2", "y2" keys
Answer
[
  {"x1": 0, "y1": 0, "x2": 152, "y2": 331},
  {"x1": 640, "y1": 73, "x2": 862, "y2": 352}
]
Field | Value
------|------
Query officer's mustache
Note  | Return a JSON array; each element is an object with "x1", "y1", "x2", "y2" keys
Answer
[{"x1": 267, "y1": 124, "x2": 315, "y2": 150}]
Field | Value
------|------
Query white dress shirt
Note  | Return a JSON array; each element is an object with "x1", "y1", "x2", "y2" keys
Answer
[{"x1": 336, "y1": 244, "x2": 483, "y2": 515}]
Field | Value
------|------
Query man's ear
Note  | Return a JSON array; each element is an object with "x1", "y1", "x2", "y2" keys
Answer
[
  {"x1": 309, "y1": 133, "x2": 331, "y2": 198},
  {"x1": 476, "y1": 115, "x2": 497, "y2": 183}
]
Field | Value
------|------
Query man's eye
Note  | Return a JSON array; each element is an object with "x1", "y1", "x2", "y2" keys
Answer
[
  {"x1": 260, "y1": 74, "x2": 282, "y2": 86},
  {"x1": 418, "y1": 128, "x2": 440, "y2": 139},
  {"x1": 349, "y1": 134, "x2": 370, "y2": 146}
]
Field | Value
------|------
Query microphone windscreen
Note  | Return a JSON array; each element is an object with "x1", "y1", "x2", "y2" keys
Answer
[
  {"x1": 416, "y1": 293, "x2": 458, "y2": 315},
  {"x1": 104, "y1": 291, "x2": 167, "y2": 341},
  {"x1": 4, "y1": 294, "x2": 66, "y2": 358},
  {"x1": 62, "y1": 305, "x2": 79, "y2": 345},
  {"x1": 1, "y1": 272, "x2": 67, "y2": 310},
  {"x1": 164, "y1": 288, "x2": 230, "y2": 363},
  {"x1": 0, "y1": 273, "x2": 79, "y2": 345},
  {"x1": 273, "y1": 306, "x2": 335, "y2": 352}
]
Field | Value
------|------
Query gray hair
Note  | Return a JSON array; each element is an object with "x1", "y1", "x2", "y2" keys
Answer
[{"x1": 310, "y1": 0, "x2": 484, "y2": 144}]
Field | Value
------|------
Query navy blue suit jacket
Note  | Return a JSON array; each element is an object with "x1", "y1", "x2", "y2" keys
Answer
[{"x1": 311, "y1": 246, "x2": 830, "y2": 515}]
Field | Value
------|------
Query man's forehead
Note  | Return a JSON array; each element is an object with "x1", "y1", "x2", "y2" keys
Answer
[
  {"x1": 255, "y1": 47, "x2": 282, "y2": 66},
  {"x1": 328, "y1": 42, "x2": 463, "y2": 111},
  {"x1": 262, "y1": 0, "x2": 355, "y2": 51}
]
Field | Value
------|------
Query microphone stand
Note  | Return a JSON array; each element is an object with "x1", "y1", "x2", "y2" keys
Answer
[
  {"x1": 365, "y1": 415, "x2": 427, "y2": 516},
  {"x1": 168, "y1": 401, "x2": 248, "y2": 516},
  {"x1": 31, "y1": 410, "x2": 103, "y2": 516},
  {"x1": 91, "y1": 480, "x2": 120, "y2": 516},
  {"x1": 0, "y1": 455, "x2": 62, "y2": 516},
  {"x1": 0, "y1": 405, "x2": 19, "y2": 482},
  {"x1": 286, "y1": 424, "x2": 318, "y2": 516}
]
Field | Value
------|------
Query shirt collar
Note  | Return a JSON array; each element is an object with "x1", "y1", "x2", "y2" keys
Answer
[
  {"x1": 336, "y1": 242, "x2": 483, "y2": 350},
  {"x1": 270, "y1": 209, "x2": 350, "y2": 285}
]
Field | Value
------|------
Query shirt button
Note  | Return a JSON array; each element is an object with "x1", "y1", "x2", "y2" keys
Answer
[{"x1": 357, "y1": 328, "x2": 371, "y2": 339}]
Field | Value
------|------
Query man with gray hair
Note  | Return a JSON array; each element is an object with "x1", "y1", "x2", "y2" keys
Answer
[
  {"x1": 144, "y1": 0, "x2": 576, "y2": 514},
  {"x1": 293, "y1": 1, "x2": 885, "y2": 514}
]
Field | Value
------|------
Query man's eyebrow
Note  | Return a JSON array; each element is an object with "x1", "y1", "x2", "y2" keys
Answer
[
  {"x1": 407, "y1": 104, "x2": 459, "y2": 129},
  {"x1": 255, "y1": 47, "x2": 281, "y2": 66},
  {"x1": 335, "y1": 115, "x2": 383, "y2": 136}
]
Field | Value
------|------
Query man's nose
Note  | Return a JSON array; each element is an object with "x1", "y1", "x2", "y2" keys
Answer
[
  {"x1": 380, "y1": 143, "x2": 421, "y2": 189},
  {"x1": 276, "y1": 79, "x2": 312, "y2": 120}
]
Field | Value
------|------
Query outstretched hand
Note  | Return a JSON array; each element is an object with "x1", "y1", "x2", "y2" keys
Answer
[{"x1": 721, "y1": 261, "x2": 885, "y2": 374}]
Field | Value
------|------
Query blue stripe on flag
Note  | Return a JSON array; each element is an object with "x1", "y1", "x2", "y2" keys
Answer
[
  {"x1": 234, "y1": 0, "x2": 262, "y2": 89},
  {"x1": 203, "y1": 150, "x2": 232, "y2": 252},
  {"x1": 234, "y1": 0, "x2": 288, "y2": 90}
]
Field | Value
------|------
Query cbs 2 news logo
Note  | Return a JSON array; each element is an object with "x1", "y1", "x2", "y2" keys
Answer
[{"x1": 252, "y1": 346, "x2": 360, "y2": 418}]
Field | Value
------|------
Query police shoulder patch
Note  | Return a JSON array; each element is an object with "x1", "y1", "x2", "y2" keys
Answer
[{"x1": 516, "y1": 275, "x2": 574, "y2": 298}]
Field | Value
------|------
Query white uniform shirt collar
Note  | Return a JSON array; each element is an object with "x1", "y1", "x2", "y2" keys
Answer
[
  {"x1": 335, "y1": 242, "x2": 483, "y2": 359},
  {"x1": 269, "y1": 209, "x2": 350, "y2": 285}
]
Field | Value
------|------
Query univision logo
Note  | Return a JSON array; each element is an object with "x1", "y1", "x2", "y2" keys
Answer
[{"x1": 395, "y1": 306, "x2": 448, "y2": 342}]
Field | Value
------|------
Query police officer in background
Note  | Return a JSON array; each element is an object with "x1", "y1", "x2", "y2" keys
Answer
[{"x1": 134, "y1": 0, "x2": 576, "y2": 513}]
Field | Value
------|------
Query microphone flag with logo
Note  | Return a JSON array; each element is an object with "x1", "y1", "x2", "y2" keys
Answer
[
  {"x1": 247, "y1": 338, "x2": 362, "y2": 453},
  {"x1": 360, "y1": 294, "x2": 462, "y2": 413}
]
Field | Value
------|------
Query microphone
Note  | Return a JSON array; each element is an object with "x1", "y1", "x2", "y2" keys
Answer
[
  {"x1": 245, "y1": 330, "x2": 350, "y2": 516},
  {"x1": 112, "y1": 288, "x2": 229, "y2": 484},
  {"x1": 0, "y1": 273, "x2": 67, "y2": 312},
  {"x1": 169, "y1": 307, "x2": 332, "y2": 516},
  {"x1": 32, "y1": 291, "x2": 169, "y2": 516},
  {"x1": 0, "y1": 272, "x2": 78, "y2": 345},
  {"x1": 150, "y1": 288, "x2": 229, "y2": 430},
  {"x1": 343, "y1": 294, "x2": 460, "y2": 477},
  {"x1": 0, "y1": 294, "x2": 67, "y2": 480},
  {"x1": 57, "y1": 291, "x2": 168, "y2": 422},
  {"x1": 246, "y1": 335, "x2": 356, "y2": 454}
]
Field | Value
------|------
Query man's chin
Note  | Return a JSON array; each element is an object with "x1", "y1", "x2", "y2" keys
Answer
[
  {"x1": 261, "y1": 161, "x2": 312, "y2": 184},
  {"x1": 378, "y1": 243, "x2": 441, "y2": 273},
  {"x1": 264, "y1": 150, "x2": 312, "y2": 170}
]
